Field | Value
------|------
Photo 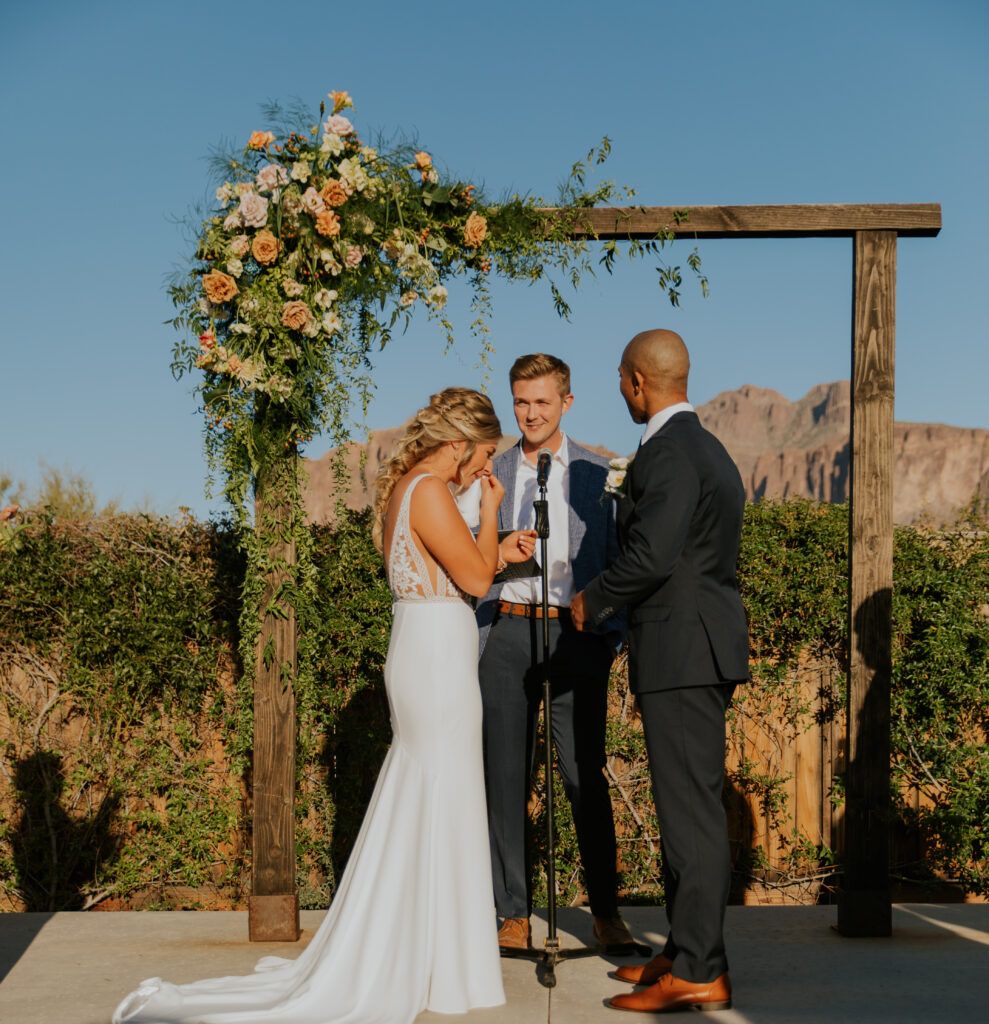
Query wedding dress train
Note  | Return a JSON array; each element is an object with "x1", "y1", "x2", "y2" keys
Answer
[{"x1": 113, "y1": 473, "x2": 505, "y2": 1023}]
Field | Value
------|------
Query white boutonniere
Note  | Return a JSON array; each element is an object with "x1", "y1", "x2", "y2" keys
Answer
[{"x1": 601, "y1": 455, "x2": 632, "y2": 501}]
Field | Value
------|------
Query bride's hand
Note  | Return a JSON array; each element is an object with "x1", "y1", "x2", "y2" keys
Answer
[
  {"x1": 500, "y1": 530, "x2": 538, "y2": 564},
  {"x1": 478, "y1": 473, "x2": 506, "y2": 517}
]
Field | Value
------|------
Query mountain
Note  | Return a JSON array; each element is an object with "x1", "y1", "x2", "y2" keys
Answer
[
  {"x1": 302, "y1": 381, "x2": 989, "y2": 526},
  {"x1": 696, "y1": 381, "x2": 989, "y2": 525}
]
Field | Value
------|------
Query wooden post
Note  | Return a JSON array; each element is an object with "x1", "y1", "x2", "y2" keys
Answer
[
  {"x1": 837, "y1": 230, "x2": 896, "y2": 936},
  {"x1": 248, "y1": 451, "x2": 300, "y2": 941}
]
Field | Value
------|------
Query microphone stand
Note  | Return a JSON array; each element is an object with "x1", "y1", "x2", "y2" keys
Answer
[{"x1": 529, "y1": 476, "x2": 639, "y2": 986}]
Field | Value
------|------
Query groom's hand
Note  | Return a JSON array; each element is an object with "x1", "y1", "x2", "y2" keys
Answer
[{"x1": 570, "y1": 590, "x2": 590, "y2": 631}]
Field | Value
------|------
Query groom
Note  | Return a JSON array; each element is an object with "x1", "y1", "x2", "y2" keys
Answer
[
  {"x1": 472, "y1": 352, "x2": 636, "y2": 954},
  {"x1": 572, "y1": 330, "x2": 749, "y2": 1013}
]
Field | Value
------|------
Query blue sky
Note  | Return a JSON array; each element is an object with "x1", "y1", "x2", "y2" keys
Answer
[{"x1": 1, "y1": 0, "x2": 986, "y2": 518}]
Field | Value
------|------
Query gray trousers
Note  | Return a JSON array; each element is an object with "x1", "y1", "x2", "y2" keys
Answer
[{"x1": 478, "y1": 610, "x2": 618, "y2": 919}]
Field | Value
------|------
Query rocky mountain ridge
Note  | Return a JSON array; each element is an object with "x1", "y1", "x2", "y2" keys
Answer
[{"x1": 302, "y1": 380, "x2": 989, "y2": 526}]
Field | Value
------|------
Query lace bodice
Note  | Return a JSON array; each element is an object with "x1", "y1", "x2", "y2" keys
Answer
[{"x1": 387, "y1": 474, "x2": 469, "y2": 604}]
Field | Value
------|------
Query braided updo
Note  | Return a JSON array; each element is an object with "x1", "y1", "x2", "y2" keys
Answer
[{"x1": 373, "y1": 387, "x2": 501, "y2": 551}]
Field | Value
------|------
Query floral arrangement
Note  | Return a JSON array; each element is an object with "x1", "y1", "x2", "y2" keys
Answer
[
  {"x1": 169, "y1": 89, "x2": 700, "y2": 526},
  {"x1": 602, "y1": 455, "x2": 632, "y2": 500}
]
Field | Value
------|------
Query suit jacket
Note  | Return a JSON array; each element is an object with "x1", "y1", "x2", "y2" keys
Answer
[
  {"x1": 583, "y1": 412, "x2": 749, "y2": 694},
  {"x1": 476, "y1": 439, "x2": 625, "y2": 653}
]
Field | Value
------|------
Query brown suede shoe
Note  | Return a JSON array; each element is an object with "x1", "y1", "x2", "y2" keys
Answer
[
  {"x1": 497, "y1": 916, "x2": 532, "y2": 951},
  {"x1": 608, "y1": 971, "x2": 732, "y2": 1013},
  {"x1": 593, "y1": 913, "x2": 636, "y2": 949},
  {"x1": 613, "y1": 953, "x2": 674, "y2": 986}
]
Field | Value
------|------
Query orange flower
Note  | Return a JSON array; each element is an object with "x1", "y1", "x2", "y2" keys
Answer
[
  {"x1": 315, "y1": 209, "x2": 341, "y2": 238},
  {"x1": 202, "y1": 270, "x2": 239, "y2": 304},
  {"x1": 281, "y1": 300, "x2": 312, "y2": 331},
  {"x1": 251, "y1": 229, "x2": 280, "y2": 266},
  {"x1": 248, "y1": 130, "x2": 275, "y2": 150},
  {"x1": 463, "y1": 212, "x2": 487, "y2": 249},
  {"x1": 329, "y1": 90, "x2": 353, "y2": 114},
  {"x1": 414, "y1": 151, "x2": 431, "y2": 169},
  {"x1": 319, "y1": 178, "x2": 351, "y2": 208}
]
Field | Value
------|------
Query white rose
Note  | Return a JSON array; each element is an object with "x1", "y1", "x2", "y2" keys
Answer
[
  {"x1": 425, "y1": 285, "x2": 448, "y2": 309},
  {"x1": 320, "y1": 133, "x2": 344, "y2": 157},
  {"x1": 226, "y1": 258, "x2": 244, "y2": 277},
  {"x1": 290, "y1": 161, "x2": 311, "y2": 183},
  {"x1": 605, "y1": 468, "x2": 627, "y2": 490}
]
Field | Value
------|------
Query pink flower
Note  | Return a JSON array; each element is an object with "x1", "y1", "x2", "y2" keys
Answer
[
  {"x1": 238, "y1": 191, "x2": 269, "y2": 229},
  {"x1": 301, "y1": 186, "x2": 326, "y2": 215},
  {"x1": 229, "y1": 234, "x2": 250, "y2": 257},
  {"x1": 324, "y1": 114, "x2": 354, "y2": 136},
  {"x1": 344, "y1": 246, "x2": 364, "y2": 268},
  {"x1": 256, "y1": 163, "x2": 289, "y2": 193}
]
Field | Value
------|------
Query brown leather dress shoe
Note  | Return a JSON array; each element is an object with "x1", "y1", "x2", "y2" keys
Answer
[
  {"x1": 608, "y1": 971, "x2": 732, "y2": 1013},
  {"x1": 497, "y1": 916, "x2": 532, "y2": 951},
  {"x1": 593, "y1": 913, "x2": 635, "y2": 948},
  {"x1": 613, "y1": 953, "x2": 674, "y2": 986}
]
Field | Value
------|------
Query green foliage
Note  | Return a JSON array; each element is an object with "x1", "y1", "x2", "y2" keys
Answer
[
  {"x1": 0, "y1": 461, "x2": 126, "y2": 522},
  {"x1": 2, "y1": 499, "x2": 986, "y2": 910}
]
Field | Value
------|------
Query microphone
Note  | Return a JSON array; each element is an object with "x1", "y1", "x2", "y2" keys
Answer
[{"x1": 536, "y1": 448, "x2": 553, "y2": 487}]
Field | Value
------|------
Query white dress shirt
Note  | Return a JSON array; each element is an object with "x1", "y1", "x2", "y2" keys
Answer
[
  {"x1": 499, "y1": 436, "x2": 573, "y2": 607},
  {"x1": 640, "y1": 401, "x2": 694, "y2": 446}
]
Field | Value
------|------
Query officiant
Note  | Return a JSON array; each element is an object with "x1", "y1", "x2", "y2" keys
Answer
[{"x1": 461, "y1": 353, "x2": 634, "y2": 953}]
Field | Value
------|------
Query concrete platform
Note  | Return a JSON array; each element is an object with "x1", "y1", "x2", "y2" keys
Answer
[{"x1": 2, "y1": 904, "x2": 988, "y2": 1023}]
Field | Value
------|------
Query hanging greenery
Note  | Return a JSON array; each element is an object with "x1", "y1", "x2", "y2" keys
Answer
[{"x1": 167, "y1": 89, "x2": 703, "y2": 525}]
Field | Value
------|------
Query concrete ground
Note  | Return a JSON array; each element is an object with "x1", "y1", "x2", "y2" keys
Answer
[{"x1": 2, "y1": 903, "x2": 988, "y2": 1023}]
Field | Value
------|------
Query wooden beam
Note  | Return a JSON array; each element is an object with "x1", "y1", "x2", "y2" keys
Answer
[
  {"x1": 837, "y1": 230, "x2": 896, "y2": 937},
  {"x1": 555, "y1": 203, "x2": 940, "y2": 239},
  {"x1": 249, "y1": 453, "x2": 300, "y2": 942}
]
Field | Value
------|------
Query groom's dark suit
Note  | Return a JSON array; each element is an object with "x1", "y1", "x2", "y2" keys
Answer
[{"x1": 583, "y1": 410, "x2": 748, "y2": 983}]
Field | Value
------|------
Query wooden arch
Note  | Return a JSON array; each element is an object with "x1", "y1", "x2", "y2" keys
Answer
[{"x1": 249, "y1": 203, "x2": 942, "y2": 941}]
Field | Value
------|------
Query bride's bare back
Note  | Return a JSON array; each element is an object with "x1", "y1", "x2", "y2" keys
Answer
[{"x1": 384, "y1": 470, "x2": 498, "y2": 599}]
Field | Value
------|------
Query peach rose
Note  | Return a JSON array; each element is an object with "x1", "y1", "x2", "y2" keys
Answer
[
  {"x1": 248, "y1": 130, "x2": 275, "y2": 150},
  {"x1": 281, "y1": 300, "x2": 312, "y2": 331},
  {"x1": 320, "y1": 178, "x2": 351, "y2": 207},
  {"x1": 252, "y1": 229, "x2": 280, "y2": 266},
  {"x1": 315, "y1": 209, "x2": 341, "y2": 238},
  {"x1": 202, "y1": 270, "x2": 238, "y2": 304},
  {"x1": 463, "y1": 212, "x2": 487, "y2": 248}
]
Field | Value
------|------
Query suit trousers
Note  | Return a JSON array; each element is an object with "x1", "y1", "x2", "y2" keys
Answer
[
  {"x1": 478, "y1": 611, "x2": 617, "y2": 919},
  {"x1": 637, "y1": 682, "x2": 735, "y2": 983}
]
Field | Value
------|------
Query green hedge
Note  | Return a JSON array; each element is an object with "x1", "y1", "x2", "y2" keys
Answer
[{"x1": 1, "y1": 500, "x2": 986, "y2": 911}]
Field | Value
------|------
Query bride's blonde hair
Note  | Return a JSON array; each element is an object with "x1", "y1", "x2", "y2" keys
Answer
[{"x1": 373, "y1": 387, "x2": 501, "y2": 552}]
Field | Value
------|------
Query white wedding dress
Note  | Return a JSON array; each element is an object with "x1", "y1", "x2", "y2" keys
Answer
[{"x1": 113, "y1": 473, "x2": 505, "y2": 1023}]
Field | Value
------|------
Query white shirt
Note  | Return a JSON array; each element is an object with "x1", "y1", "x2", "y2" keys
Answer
[
  {"x1": 456, "y1": 437, "x2": 575, "y2": 606},
  {"x1": 500, "y1": 435, "x2": 573, "y2": 606},
  {"x1": 640, "y1": 401, "x2": 694, "y2": 446}
]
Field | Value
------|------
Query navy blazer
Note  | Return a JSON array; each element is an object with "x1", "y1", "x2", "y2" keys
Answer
[
  {"x1": 583, "y1": 412, "x2": 749, "y2": 694},
  {"x1": 476, "y1": 439, "x2": 625, "y2": 653}
]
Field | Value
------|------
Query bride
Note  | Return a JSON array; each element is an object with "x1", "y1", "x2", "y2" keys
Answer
[{"x1": 113, "y1": 387, "x2": 536, "y2": 1024}]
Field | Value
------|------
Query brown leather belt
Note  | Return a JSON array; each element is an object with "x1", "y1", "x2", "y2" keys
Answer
[{"x1": 496, "y1": 600, "x2": 569, "y2": 620}]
